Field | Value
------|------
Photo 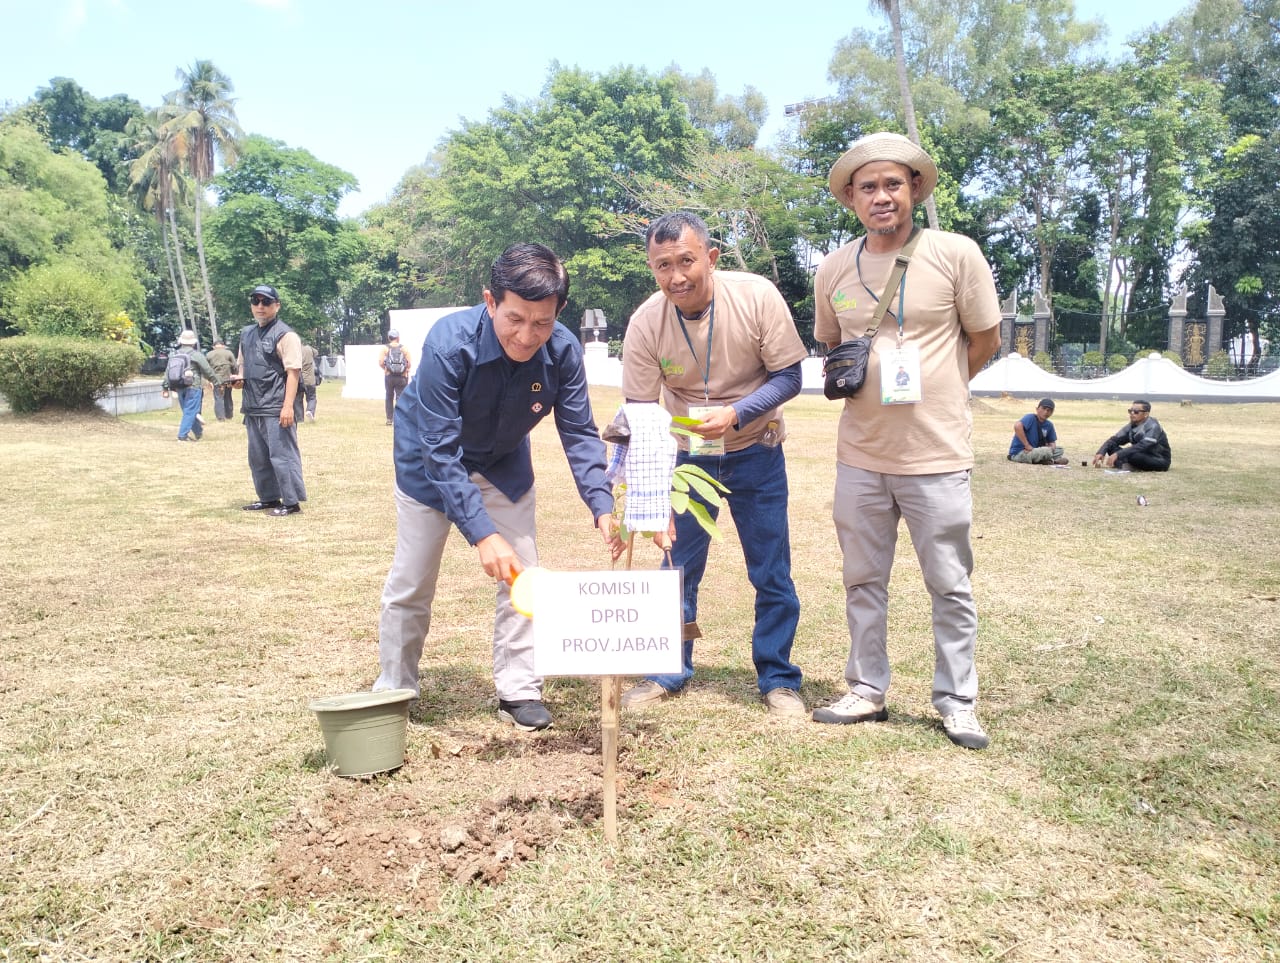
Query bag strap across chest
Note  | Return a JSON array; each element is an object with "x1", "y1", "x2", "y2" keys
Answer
[{"x1": 864, "y1": 226, "x2": 923, "y2": 338}]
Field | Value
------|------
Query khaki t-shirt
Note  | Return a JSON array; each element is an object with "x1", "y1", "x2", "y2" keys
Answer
[
  {"x1": 814, "y1": 229, "x2": 1000, "y2": 474},
  {"x1": 623, "y1": 271, "x2": 807, "y2": 452}
]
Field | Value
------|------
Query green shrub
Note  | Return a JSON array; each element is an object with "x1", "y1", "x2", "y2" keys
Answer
[
  {"x1": 1204, "y1": 350, "x2": 1234, "y2": 380},
  {"x1": 1107, "y1": 353, "x2": 1130, "y2": 371},
  {"x1": 1161, "y1": 350, "x2": 1184, "y2": 367},
  {"x1": 0, "y1": 335, "x2": 142, "y2": 413},
  {"x1": 1080, "y1": 350, "x2": 1104, "y2": 375},
  {"x1": 1032, "y1": 350, "x2": 1053, "y2": 371},
  {"x1": 3, "y1": 259, "x2": 142, "y2": 343}
]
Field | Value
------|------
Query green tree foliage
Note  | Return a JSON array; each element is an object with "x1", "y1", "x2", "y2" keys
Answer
[
  {"x1": 387, "y1": 65, "x2": 702, "y2": 336},
  {"x1": 621, "y1": 143, "x2": 810, "y2": 317},
  {"x1": 1183, "y1": 0, "x2": 1280, "y2": 371},
  {"x1": 165, "y1": 60, "x2": 242, "y2": 341},
  {"x1": 205, "y1": 135, "x2": 361, "y2": 348},
  {"x1": 660, "y1": 66, "x2": 767, "y2": 150},
  {"x1": 31, "y1": 77, "x2": 145, "y2": 192},
  {"x1": 983, "y1": 62, "x2": 1097, "y2": 301},
  {"x1": 1085, "y1": 36, "x2": 1224, "y2": 352},
  {"x1": 127, "y1": 108, "x2": 198, "y2": 340},
  {"x1": 0, "y1": 335, "x2": 142, "y2": 413},
  {"x1": 0, "y1": 121, "x2": 144, "y2": 338}
]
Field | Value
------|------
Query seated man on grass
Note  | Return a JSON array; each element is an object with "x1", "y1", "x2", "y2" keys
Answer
[
  {"x1": 1008, "y1": 398, "x2": 1067, "y2": 465},
  {"x1": 1091, "y1": 399, "x2": 1171, "y2": 472}
]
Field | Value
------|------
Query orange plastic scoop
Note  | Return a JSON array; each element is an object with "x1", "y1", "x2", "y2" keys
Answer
[{"x1": 504, "y1": 566, "x2": 546, "y2": 618}]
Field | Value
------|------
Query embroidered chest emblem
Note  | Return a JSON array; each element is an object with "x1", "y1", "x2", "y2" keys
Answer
[
  {"x1": 659, "y1": 357, "x2": 685, "y2": 377},
  {"x1": 832, "y1": 289, "x2": 855, "y2": 310}
]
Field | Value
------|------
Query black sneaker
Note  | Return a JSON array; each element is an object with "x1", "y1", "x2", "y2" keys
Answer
[
  {"x1": 498, "y1": 699, "x2": 552, "y2": 731},
  {"x1": 242, "y1": 500, "x2": 283, "y2": 511},
  {"x1": 267, "y1": 504, "x2": 302, "y2": 516}
]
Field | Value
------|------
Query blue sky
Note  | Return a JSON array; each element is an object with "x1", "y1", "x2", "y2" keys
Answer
[{"x1": 5, "y1": 0, "x2": 1176, "y2": 218}]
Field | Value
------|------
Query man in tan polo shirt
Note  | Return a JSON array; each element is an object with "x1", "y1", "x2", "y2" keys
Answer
[
  {"x1": 811, "y1": 132, "x2": 1001, "y2": 748},
  {"x1": 620, "y1": 211, "x2": 809, "y2": 718}
]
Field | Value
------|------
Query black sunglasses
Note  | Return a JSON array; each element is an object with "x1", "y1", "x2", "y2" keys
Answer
[
  {"x1": 1128, "y1": 408, "x2": 1147, "y2": 414},
  {"x1": 249, "y1": 296, "x2": 276, "y2": 306}
]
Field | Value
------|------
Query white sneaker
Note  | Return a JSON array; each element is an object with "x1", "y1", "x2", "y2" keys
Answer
[
  {"x1": 812, "y1": 691, "x2": 888, "y2": 725},
  {"x1": 941, "y1": 708, "x2": 989, "y2": 749}
]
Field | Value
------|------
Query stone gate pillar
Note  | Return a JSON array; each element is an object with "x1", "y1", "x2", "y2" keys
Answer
[
  {"x1": 999, "y1": 290, "x2": 1016, "y2": 355},
  {"x1": 1033, "y1": 291, "x2": 1051, "y2": 356},
  {"x1": 1206, "y1": 285, "x2": 1225, "y2": 359},
  {"x1": 1168, "y1": 287, "x2": 1187, "y2": 360}
]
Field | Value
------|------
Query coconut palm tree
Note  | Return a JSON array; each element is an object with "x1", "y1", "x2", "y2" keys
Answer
[
  {"x1": 166, "y1": 60, "x2": 242, "y2": 344},
  {"x1": 127, "y1": 109, "x2": 198, "y2": 338},
  {"x1": 870, "y1": 0, "x2": 940, "y2": 230}
]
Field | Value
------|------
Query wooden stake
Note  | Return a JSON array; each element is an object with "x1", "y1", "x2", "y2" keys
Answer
[
  {"x1": 600, "y1": 531, "x2": 637, "y2": 843},
  {"x1": 601, "y1": 674, "x2": 621, "y2": 843}
]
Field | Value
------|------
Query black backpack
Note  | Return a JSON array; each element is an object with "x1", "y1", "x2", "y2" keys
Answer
[
  {"x1": 386, "y1": 345, "x2": 407, "y2": 375},
  {"x1": 165, "y1": 351, "x2": 194, "y2": 390}
]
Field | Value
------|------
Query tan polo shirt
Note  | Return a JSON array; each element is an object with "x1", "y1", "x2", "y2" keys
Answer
[
  {"x1": 814, "y1": 229, "x2": 1000, "y2": 474},
  {"x1": 623, "y1": 270, "x2": 807, "y2": 452}
]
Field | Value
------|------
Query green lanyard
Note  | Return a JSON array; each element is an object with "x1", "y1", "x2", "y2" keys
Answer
[{"x1": 675, "y1": 298, "x2": 715, "y2": 401}]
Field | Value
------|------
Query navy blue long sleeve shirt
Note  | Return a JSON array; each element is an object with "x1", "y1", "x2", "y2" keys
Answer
[{"x1": 391, "y1": 303, "x2": 615, "y2": 545}]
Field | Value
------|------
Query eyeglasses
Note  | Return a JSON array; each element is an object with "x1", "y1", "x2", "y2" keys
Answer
[
  {"x1": 249, "y1": 296, "x2": 276, "y2": 306},
  {"x1": 1128, "y1": 408, "x2": 1147, "y2": 414}
]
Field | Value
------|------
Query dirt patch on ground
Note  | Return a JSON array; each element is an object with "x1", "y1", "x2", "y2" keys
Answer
[{"x1": 271, "y1": 727, "x2": 638, "y2": 909}]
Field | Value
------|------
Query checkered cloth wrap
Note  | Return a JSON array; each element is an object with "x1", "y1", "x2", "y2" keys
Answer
[{"x1": 604, "y1": 403, "x2": 677, "y2": 532}]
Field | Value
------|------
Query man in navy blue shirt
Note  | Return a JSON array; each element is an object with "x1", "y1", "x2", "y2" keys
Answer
[
  {"x1": 1008, "y1": 398, "x2": 1067, "y2": 465},
  {"x1": 372, "y1": 244, "x2": 621, "y2": 731}
]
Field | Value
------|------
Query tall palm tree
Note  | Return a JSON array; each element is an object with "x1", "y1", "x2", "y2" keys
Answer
[
  {"x1": 167, "y1": 60, "x2": 242, "y2": 344},
  {"x1": 127, "y1": 109, "x2": 198, "y2": 338},
  {"x1": 870, "y1": 0, "x2": 940, "y2": 230}
]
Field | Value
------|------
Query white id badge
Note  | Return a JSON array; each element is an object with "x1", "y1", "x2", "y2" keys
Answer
[
  {"x1": 880, "y1": 344, "x2": 922, "y2": 405},
  {"x1": 687, "y1": 405, "x2": 726, "y2": 456}
]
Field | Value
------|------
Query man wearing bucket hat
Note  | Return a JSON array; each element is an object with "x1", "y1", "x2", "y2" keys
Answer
[
  {"x1": 379, "y1": 328, "x2": 411, "y2": 425},
  {"x1": 169, "y1": 328, "x2": 220, "y2": 442},
  {"x1": 232, "y1": 284, "x2": 308, "y2": 517},
  {"x1": 811, "y1": 132, "x2": 1002, "y2": 749},
  {"x1": 372, "y1": 243, "x2": 622, "y2": 732}
]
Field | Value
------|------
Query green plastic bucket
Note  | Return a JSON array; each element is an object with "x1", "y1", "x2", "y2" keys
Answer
[{"x1": 309, "y1": 689, "x2": 415, "y2": 778}]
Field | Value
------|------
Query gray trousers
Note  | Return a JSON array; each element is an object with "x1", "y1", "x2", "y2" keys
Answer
[
  {"x1": 1010, "y1": 445, "x2": 1063, "y2": 464},
  {"x1": 374, "y1": 478, "x2": 539, "y2": 702},
  {"x1": 833, "y1": 463, "x2": 978, "y2": 715},
  {"x1": 245, "y1": 414, "x2": 306, "y2": 506}
]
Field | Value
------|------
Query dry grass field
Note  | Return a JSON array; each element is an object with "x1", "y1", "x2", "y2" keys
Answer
[{"x1": 1, "y1": 382, "x2": 1277, "y2": 961}]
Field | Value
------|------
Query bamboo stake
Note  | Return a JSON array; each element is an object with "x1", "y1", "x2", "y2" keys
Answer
[
  {"x1": 601, "y1": 673, "x2": 621, "y2": 844},
  {"x1": 600, "y1": 531, "x2": 637, "y2": 843}
]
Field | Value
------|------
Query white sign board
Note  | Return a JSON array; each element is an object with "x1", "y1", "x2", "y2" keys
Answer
[{"x1": 532, "y1": 570, "x2": 682, "y2": 676}]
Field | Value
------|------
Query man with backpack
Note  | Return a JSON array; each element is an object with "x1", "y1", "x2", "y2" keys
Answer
[
  {"x1": 379, "y1": 328, "x2": 412, "y2": 425},
  {"x1": 166, "y1": 329, "x2": 220, "y2": 442}
]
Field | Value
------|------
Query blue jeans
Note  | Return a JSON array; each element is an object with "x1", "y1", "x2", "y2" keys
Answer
[
  {"x1": 647, "y1": 443, "x2": 802, "y2": 695},
  {"x1": 177, "y1": 387, "x2": 203, "y2": 439}
]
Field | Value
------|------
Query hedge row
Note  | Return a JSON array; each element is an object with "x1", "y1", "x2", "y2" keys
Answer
[{"x1": 0, "y1": 335, "x2": 143, "y2": 414}]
